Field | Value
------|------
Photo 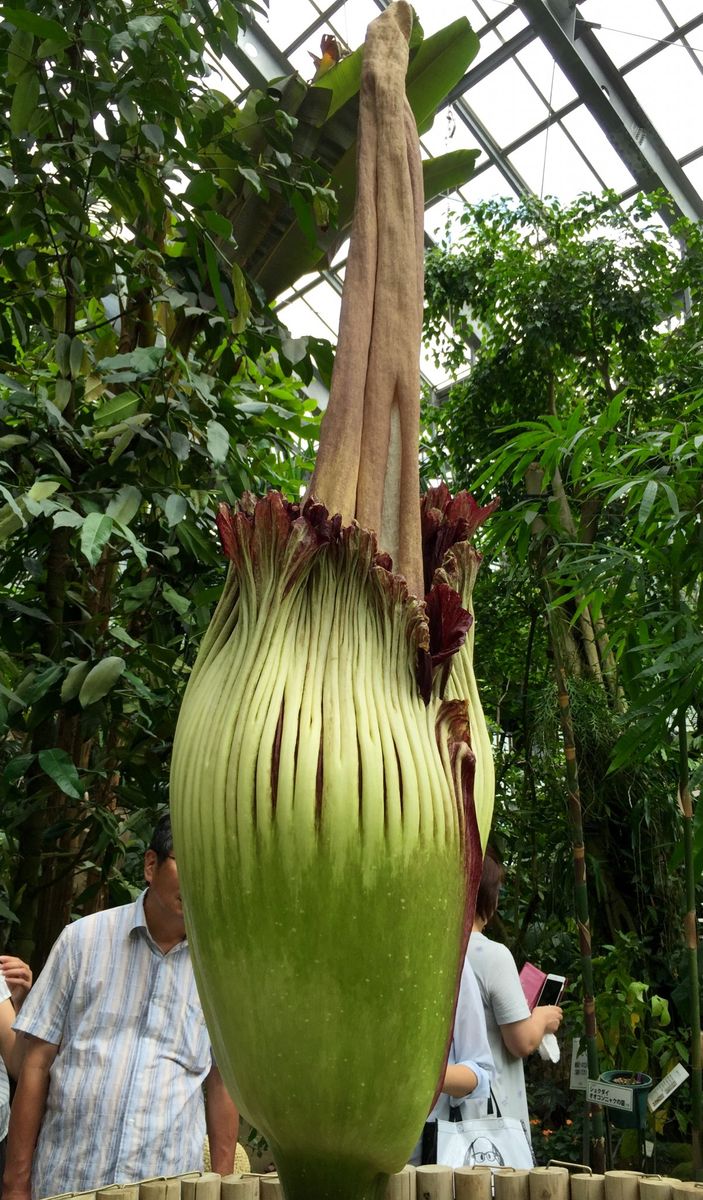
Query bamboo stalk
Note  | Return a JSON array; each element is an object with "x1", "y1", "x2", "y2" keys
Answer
[
  {"x1": 679, "y1": 703, "x2": 702, "y2": 1177},
  {"x1": 550, "y1": 649, "x2": 605, "y2": 1173}
]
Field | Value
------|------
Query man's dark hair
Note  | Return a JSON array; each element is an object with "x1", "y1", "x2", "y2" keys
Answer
[
  {"x1": 148, "y1": 813, "x2": 173, "y2": 863},
  {"x1": 475, "y1": 844, "x2": 505, "y2": 923}
]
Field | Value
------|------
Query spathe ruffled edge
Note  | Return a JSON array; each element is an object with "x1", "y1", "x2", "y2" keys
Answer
[{"x1": 215, "y1": 488, "x2": 497, "y2": 706}]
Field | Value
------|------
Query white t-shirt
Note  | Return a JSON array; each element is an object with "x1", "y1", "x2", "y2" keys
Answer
[
  {"x1": 466, "y1": 931, "x2": 532, "y2": 1139},
  {"x1": 0, "y1": 975, "x2": 11, "y2": 1142}
]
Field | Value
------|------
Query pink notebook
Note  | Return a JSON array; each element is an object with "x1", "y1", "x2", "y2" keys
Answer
[{"x1": 519, "y1": 961, "x2": 547, "y2": 1009}]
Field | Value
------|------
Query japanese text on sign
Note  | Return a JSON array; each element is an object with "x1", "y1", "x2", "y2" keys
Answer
[
  {"x1": 586, "y1": 1080, "x2": 634, "y2": 1112},
  {"x1": 648, "y1": 1064, "x2": 689, "y2": 1112},
  {"x1": 570, "y1": 1039, "x2": 588, "y2": 1091}
]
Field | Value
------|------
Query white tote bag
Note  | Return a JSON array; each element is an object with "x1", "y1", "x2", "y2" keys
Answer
[{"x1": 426, "y1": 1095, "x2": 535, "y2": 1170}]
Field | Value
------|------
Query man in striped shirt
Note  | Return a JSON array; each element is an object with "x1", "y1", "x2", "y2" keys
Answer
[{"x1": 2, "y1": 815, "x2": 239, "y2": 1200}]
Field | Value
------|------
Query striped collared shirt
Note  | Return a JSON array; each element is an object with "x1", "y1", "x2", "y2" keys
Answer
[
  {"x1": 0, "y1": 974, "x2": 10, "y2": 1141},
  {"x1": 15, "y1": 890, "x2": 211, "y2": 1199}
]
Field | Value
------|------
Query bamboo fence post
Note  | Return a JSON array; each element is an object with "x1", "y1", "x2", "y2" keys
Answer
[
  {"x1": 529, "y1": 1166, "x2": 570, "y2": 1200},
  {"x1": 494, "y1": 1168, "x2": 531, "y2": 1200},
  {"x1": 180, "y1": 1174, "x2": 221, "y2": 1200},
  {"x1": 415, "y1": 1164, "x2": 453, "y2": 1200},
  {"x1": 259, "y1": 1177, "x2": 283, "y2": 1199},
  {"x1": 221, "y1": 1177, "x2": 260, "y2": 1199},
  {"x1": 639, "y1": 1180, "x2": 675, "y2": 1200},
  {"x1": 670, "y1": 1184, "x2": 703, "y2": 1200},
  {"x1": 572, "y1": 1175, "x2": 605, "y2": 1200},
  {"x1": 96, "y1": 1188, "x2": 140, "y2": 1200},
  {"x1": 604, "y1": 1171, "x2": 642, "y2": 1200},
  {"x1": 454, "y1": 1166, "x2": 493, "y2": 1200},
  {"x1": 386, "y1": 1165, "x2": 417, "y2": 1199}
]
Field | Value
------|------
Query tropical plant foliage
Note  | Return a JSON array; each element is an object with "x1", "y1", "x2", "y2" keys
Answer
[
  {"x1": 0, "y1": 0, "x2": 482, "y2": 967},
  {"x1": 423, "y1": 190, "x2": 703, "y2": 1165}
]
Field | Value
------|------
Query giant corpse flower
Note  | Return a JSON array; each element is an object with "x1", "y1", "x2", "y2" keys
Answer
[{"x1": 170, "y1": 5, "x2": 496, "y2": 1199}]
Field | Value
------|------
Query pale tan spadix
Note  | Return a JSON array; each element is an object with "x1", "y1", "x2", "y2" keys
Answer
[{"x1": 307, "y1": 0, "x2": 425, "y2": 600}]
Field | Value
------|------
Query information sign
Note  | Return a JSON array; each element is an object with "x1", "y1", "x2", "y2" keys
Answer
[
  {"x1": 586, "y1": 1079, "x2": 634, "y2": 1112},
  {"x1": 648, "y1": 1064, "x2": 689, "y2": 1112},
  {"x1": 570, "y1": 1039, "x2": 588, "y2": 1091}
]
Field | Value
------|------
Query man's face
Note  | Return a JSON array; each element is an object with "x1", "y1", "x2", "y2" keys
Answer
[{"x1": 144, "y1": 848, "x2": 185, "y2": 932}]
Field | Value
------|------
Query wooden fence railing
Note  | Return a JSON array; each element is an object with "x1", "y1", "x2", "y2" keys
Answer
[{"x1": 43, "y1": 1164, "x2": 703, "y2": 1200}]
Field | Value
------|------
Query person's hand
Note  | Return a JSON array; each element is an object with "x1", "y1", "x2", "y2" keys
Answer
[
  {"x1": 536, "y1": 1004, "x2": 563, "y2": 1034},
  {"x1": 0, "y1": 956, "x2": 33, "y2": 1011}
]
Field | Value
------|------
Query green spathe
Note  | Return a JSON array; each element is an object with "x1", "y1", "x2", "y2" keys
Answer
[{"x1": 171, "y1": 495, "x2": 482, "y2": 1200}]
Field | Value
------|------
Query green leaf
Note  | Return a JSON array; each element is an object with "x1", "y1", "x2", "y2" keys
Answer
[
  {"x1": 237, "y1": 166, "x2": 263, "y2": 194},
  {"x1": 4, "y1": 753, "x2": 35, "y2": 785},
  {"x1": 52, "y1": 510, "x2": 83, "y2": 529},
  {"x1": 231, "y1": 263, "x2": 251, "y2": 334},
  {"x1": 4, "y1": 9, "x2": 71, "y2": 43},
  {"x1": 638, "y1": 480, "x2": 658, "y2": 526},
  {"x1": 93, "y1": 393, "x2": 140, "y2": 426},
  {"x1": 111, "y1": 624, "x2": 140, "y2": 650},
  {"x1": 142, "y1": 123, "x2": 164, "y2": 149},
  {"x1": 127, "y1": 14, "x2": 164, "y2": 35},
  {"x1": 406, "y1": 19, "x2": 480, "y2": 134},
  {"x1": 0, "y1": 434, "x2": 28, "y2": 449},
  {"x1": 106, "y1": 484, "x2": 142, "y2": 526},
  {"x1": 27, "y1": 479, "x2": 61, "y2": 504},
  {"x1": 10, "y1": 71, "x2": 40, "y2": 136},
  {"x1": 185, "y1": 174, "x2": 218, "y2": 207},
  {"x1": 164, "y1": 493, "x2": 188, "y2": 527},
  {"x1": 70, "y1": 335, "x2": 86, "y2": 378},
  {"x1": 206, "y1": 419, "x2": 230, "y2": 465},
  {"x1": 61, "y1": 661, "x2": 91, "y2": 703},
  {"x1": 202, "y1": 210, "x2": 232, "y2": 240},
  {"x1": 7, "y1": 28, "x2": 34, "y2": 85},
  {"x1": 423, "y1": 150, "x2": 479, "y2": 203},
  {"x1": 113, "y1": 520, "x2": 147, "y2": 568},
  {"x1": 117, "y1": 95, "x2": 139, "y2": 125},
  {"x1": 0, "y1": 165, "x2": 16, "y2": 188},
  {"x1": 54, "y1": 378, "x2": 72, "y2": 412},
  {"x1": 78, "y1": 656, "x2": 126, "y2": 707},
  {"x1": 80, "y1": 512, "x2": 113, "y2": 566},
  {"x1": 38, "y1": 749, "x2": 82, "y2": 800},
  {"x1": 205, "y1": 237, "x2": 227, "y2": 314},
  {"x1": 162, "y1": 582, "x2": 191, "y2": 618},
  {"x1": 54, "y1": 332, "x2": 71, "y2": 375}
]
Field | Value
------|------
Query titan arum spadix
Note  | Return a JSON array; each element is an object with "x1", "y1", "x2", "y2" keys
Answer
[{"x1": 170, "y1": 5, "x2": 496, "y2": 1199}]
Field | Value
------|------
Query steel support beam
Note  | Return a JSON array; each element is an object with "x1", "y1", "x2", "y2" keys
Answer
[{"x1": 517, "y1": 0, "x2": 703, "y2": 222}]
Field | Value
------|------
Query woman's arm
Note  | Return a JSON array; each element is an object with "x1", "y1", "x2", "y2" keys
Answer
[{"x1": 500, "y1": 1005, "x2": 563, "y2": 1058}]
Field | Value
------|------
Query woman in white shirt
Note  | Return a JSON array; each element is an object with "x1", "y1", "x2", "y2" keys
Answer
[
  {"x1": 411, "y1": 955, "x2": 494, "y2": 1164},
  {"x1": 467, "y1": 849, "x2": 562, "y2": 1147}
]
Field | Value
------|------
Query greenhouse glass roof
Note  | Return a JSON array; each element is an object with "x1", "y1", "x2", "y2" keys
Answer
[{"x1": 219, "y1": 0, "x2": 703, "y2": 390}]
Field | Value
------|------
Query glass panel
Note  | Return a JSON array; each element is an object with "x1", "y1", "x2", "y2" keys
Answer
[
  {"x1": 466, "y1": 59, "x2": 550, "y2": 146},
  {"x1": 417, "y1": 0, "x2": 491, "y2": 39},
  {"x1": 262, "y1": 0, "x2": 318, "y2": 54},
  {"x1": 560, "y1": 106, "x2": 637, "y2": 192},
  {"x1": 588, "y1": 0, "x2": 674, "y2": 67},
  {"x1": 421, "y1": 108, "x2": 473, "y2": 157},
  {"x1": 329, "y1": 0, "x2": 384, "y2": 53},
  {"x1": 471, "y1": 29, "x2": 502, "y2": 71},
  {"x1": 509, "y1": 124, "x2": 603, "y2": 200},
  {"x1": 459, "y1": 163, "x2": 521, "y2": 203},
  {"x1": 205, "y1": 54, "x2": 247, "y2": 98},
  {"x1": 515, "y1": 39, "x2": 578, "y2": 109},
  {"x1": 627, "y1": 45, "x2": 703, "y2": 157},
  {"x1": 656, "y1": 1, "x2": 703, "y2": 24},
  {"x1": 277, "y1": 295, "x2": 337, "y2": 343},
  {"x1": 683, "y1": 154, "x2": 703, "y2": 197}
]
